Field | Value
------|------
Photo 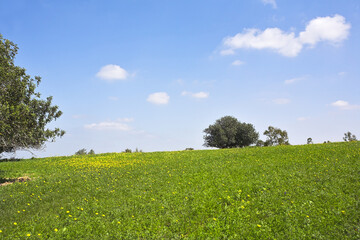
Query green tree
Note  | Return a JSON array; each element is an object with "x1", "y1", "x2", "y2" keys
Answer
[
  {"x1": 75, "y1": 148, "x2": 87, "y2": 155},
  {"x1": 88, "y1": 149, "x2": 95, "y2": 155},
  {"x1": 263, "y1": 126, "x2": 289, "y2": 146},
  {"x1": 124, "y1": 148, "x2": 132, "y2": 153},
  {"x1": 203, "y1": 116, "x2": 259, "y2": 148},
  {"x1": 0, "y1": 34, "x2": 64, "y2": 155},
  {"x1": 307, "y1": 137, "x2": 313, "y2": 144},
  {"x1": 343, "y1": 131, "x2": 357, "y2": 142}
]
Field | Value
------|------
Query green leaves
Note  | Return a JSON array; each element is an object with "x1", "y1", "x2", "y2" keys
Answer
[
  {"x1": 0, "y1": 34, "x2": 64, "y2": 155},
  {"x1": 203, "y1": 116, "x2": 259, "y2": 148},
  {"x1": 263, "y1": 126, "x2": 289, "y2": 146}
]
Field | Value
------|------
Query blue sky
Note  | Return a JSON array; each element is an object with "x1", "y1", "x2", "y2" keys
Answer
[{"x1": 1, "y1": 0, "x2": 359, "y2": 157}]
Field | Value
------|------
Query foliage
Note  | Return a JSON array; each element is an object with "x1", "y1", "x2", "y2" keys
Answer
[
  {"x1": 307, "y1": 137, "x2": 313, "y2": 144},
  {"x1": 0, "y1": 142, "x2": 359, "y2": 239},
  {"x1": 75, "y1": 149, "x2": 87, "y2": 155},
  {"x1": 134, "y1": 148, "x2": 142, "y2": 153},
  {"x1": 124, "y1": 148, "x2": 132, "y2": 153},
  {"x1": 343, "y1": 131, "x2": 357, "y2": 142},
  {"x1": 0, "y1": 34, "x2": 64, "y2": 155},
  {"x1": 263, "y1": 126, "x2": 289, "y2": 146},
  {"x1": 88, "y1": 149, "x2": 95, "y2": 155},
  {"x1": 256, "y1": 140, "x2": 265, "y2": 147},
  {"x1": 185, "y1": 148, "x2": 194, "y2": 151},
  {"x1": 203, "y1": 116, "x2": 259, "y2": 148}
]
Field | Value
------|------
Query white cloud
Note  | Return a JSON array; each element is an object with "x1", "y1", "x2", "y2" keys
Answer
[
  {"x1": 84, "y1": 121, "x2": 132, "y2": 131},
  {"x1": 118, "y1": 117, "x2": 134, "y2": 123},
  {"x1": 262, "y1": 0, "x2": 277, "y2": 9},
  {"x1": 108, "y1": 96, "x2": 119, "y2": 101},
  {"x1": 331, "y1": 100, "x2": 360, "y2": 110},
  {"x1": 299, "y1": 15, "x2": 351, "y2": 46},
  {"x1": 181, "y1": 91, "x2": 209, "y2": 99},
  {"x1": 232, "y1": 60, "x2": 245, "y2": 66},
  {"x1": 338, "y1": 72, "x2": 347, "y2": 76},
  {"x1": 96, "y1": 64, "x2": 128, "y2": 81},
  {"x1": 147, "y1": 92, "x2": 170, "y2": 105},
  {"x1": 284, "y1": 77, "x2": 303, "y2": 84},
  {"x1": 273, "y1": 98, "x2": 290, "y2": 104},
  {"x1": 220, "y1": 49, "x2": 235, "y2": 56},
  {"x1": 224, "y1": 28, "x2": 302, "y2": 57},
  {"x1": 221, "y1": 15, "x2": 350, "y2": 57}
]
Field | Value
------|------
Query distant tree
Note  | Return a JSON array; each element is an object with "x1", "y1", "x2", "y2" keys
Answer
[
  {"x1": 307, "y1": 138, "x2": 313, "y2": 144},
  {"x1": 263, "y1": 126, "x2": 289, "y2": 146},
  {"x1": 0, "y1": 34, "x2": 64, "y2": 156},
  {"x1": 256, "y1": 140, "x2": 265, "y2": 147},
  {"x1": 75, "y1": 148, "x2": 87, "y2": 155},
  {"x1": 88, "y1": 149, "x2": 95, "y2": 155},
  {"x1": 134, "y1": 148, "x2": 143, "y2": 153},
  {"x1": 203, "y1": 116, "x2": 259, "y2": 148},
  {"x1": 124, "y1": 148, "x2": 132, "y2": 153},
  {"x1": 185, "y1": 148, "x2": 194, "y2": 151},
  {"x1": 343, "y1": 131, "x2": 357, "y2": 142}
]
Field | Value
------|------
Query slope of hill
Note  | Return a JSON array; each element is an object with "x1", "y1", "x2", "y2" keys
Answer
[{"x1": 0, "y1": 142, "x2": 359, "y2": 239}]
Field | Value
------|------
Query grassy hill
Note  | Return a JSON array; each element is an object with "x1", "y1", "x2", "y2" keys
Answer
[{"x1": 0, "y1": 142, "x2": 359, "y2": 239}]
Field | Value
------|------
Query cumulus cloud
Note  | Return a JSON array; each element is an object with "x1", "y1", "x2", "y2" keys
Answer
[
  {"x1": 224, "y1": 28, "x2": 302, "y2": 57},
  {"x1": 299, "y1": 15, "x2": 351, "y2": 46},
  {"x1": 232, "y1": 60, "x2": 245, "y2": 66},
  {"x1": 284, "y1": 77, "x2": 303, "y2": 84},
  {"x1": 181, "y1": 91, "x2": 209, "y2": 99},
  {"x1": 84, "y1": 119, "x2": 132, "y2": 131},
  {"x1": 147, "y1": 92, "x2": 170, "y2": 105},
  {"x1": 262, "y1": 0, "x2": 277, "y2": 9},
  {"x1": 331, "y1": 100, "x2": 360, "y2": 110},
  {"x1": 273, "y1": 98, "x2": 290, "y2": 104},
  {"x1": 96, "y1": 64, "x2": 128, "y2": 81},
  {"x1": 221, "y1": 14, "x2": 350, "y2": 57}
]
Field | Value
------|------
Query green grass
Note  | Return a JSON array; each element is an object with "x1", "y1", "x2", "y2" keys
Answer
[{"x1": 0, "y1": 142, "x2": 359, "y2": 239}]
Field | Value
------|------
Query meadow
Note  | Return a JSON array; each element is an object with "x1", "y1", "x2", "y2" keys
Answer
[{"x1": 0, "y1": 142, "x2": 359, "y2": 239}]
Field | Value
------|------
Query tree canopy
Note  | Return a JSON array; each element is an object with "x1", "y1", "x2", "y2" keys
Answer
[
  {"x1": 263, "y1": 126, "x2": 289, "y2": 146},
  {"x1": 0, "y1": 34, "x2": 64, "y2": 155},
  {"x1": 203, "y1": 116, "x2": 259, "y2": 148},
  {"x1": 343, "y1": 131, "x2": 357, "y2": 142}
]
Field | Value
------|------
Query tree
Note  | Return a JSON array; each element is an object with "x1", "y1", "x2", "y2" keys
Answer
[
  {"x1": 0, "y1": 34, "x2": 64, "y2": 155},
  {"x1": 256, "y1": 140, "x2": 265, "y2": 147},
  {"x1": 75, "y1": 148, "x2": 87, "y2": 155},
  {"x1": 203, "y1": 116, "x2": 259, "y2": 148},
  {"x1": 343, "y1": 131, "x2": 357, "y2": 142},
  {"x1": 307, "y1": 137, "x2": 313, "y2": 144},
  {"x1": 88, "y1": 149, "x2": 95, "y2": 155},
  {"x1": 263, "y1": 126, "x2": 289, "y2": 146}
]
